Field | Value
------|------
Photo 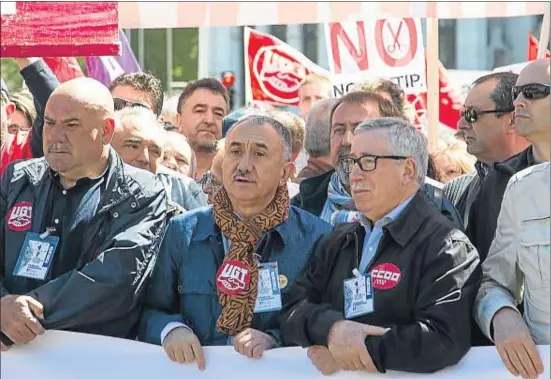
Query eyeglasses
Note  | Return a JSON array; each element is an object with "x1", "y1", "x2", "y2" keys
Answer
[
  {"x1": 512, "y1": 83, "x2": 550, "y2": 101},
  {"x1": 342, "y1": 154, "x2": 408, "y2": 173},
  {"x1": 200, "y1": 171, "x2": 222, "y2": 192},
  {"x1": 461, "y1": 107, "x2": 514, "y2": 124},
  {"x1": 113, "y1": 97, "x2": 150, "y2": 112}
]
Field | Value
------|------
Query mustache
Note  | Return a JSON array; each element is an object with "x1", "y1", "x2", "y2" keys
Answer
[
  {"x1": 351, "y1": 182, "x2": 371, "y2": 192},
  {"x1": 233, "y1": 170, "x2": 253, "y2": 180},
  {"x1": 47, "y1": 144, "x2": 70, "y2": 153}
]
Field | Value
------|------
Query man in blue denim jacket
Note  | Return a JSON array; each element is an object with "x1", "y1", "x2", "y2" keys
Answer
[{"x1": 139, "y1": 115, "x2": 331, "y2": 370}]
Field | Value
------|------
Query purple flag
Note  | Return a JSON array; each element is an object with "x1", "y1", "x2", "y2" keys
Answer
[{"x1": 85, "y1": 30, "x2": 140, "y2": 86}]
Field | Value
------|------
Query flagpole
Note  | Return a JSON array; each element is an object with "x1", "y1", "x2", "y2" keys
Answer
[
  {"x1": 138, "y1": 28, "x2": 145, "y2": 69},
  {"x1": 198, "y1": 27, "x2": 210, "y2": 79},
  {"x1": 426, "y1": 18, "x2": 439, "y2": 153},
  {"x1": 537, "y1": 3, "x2": 550, "y2": 59}
]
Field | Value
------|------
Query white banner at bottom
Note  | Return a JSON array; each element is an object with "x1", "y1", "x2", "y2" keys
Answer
[{"x1": 1, "y1": 331, "x2": 549, "y2": 379}]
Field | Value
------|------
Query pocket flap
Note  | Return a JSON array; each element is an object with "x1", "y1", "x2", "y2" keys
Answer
[{"x1": 520, "y1": 217, "x2": 550, "y2": 246}]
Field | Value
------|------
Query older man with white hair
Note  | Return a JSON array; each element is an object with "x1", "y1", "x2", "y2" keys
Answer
[
  {"x1": 112, "y1": 107, "x2": 206, "y2": 213},
  {"x1": 281, "y1": 117, "x2": 480, "y2": 375}
]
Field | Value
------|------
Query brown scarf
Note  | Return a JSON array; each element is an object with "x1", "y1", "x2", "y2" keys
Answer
[{"x1": 212, "y1": 185, "x2": 290, "y2": 336}]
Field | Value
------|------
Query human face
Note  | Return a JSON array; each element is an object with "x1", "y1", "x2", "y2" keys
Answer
[
  {"x1": 432, "y1": 153, "x2": 461, "y2": 183},
  {"x1": 298, "y1": 82, "x2": 331, "y2": 119},
  {"x1": 177, "y1": 88, "x2": 227, "y2": 153},
  {"x1": 111, "y1": 120, "x2": 164, "y2": 174},
  {"x1": 223, "y1": 122, "x2": 293, "y2": 206},
  {"x1": 43, "y1": 93, "x2": 114, "y2": 180},
  {"x1": 331, "y1": 101, "x2": 381, "y2": 188},
  {"x1": 0, "y1": 101, "x2": 15, "y2": 148},
  {"x1": 513, "y1": 62, "x2": 551, "y2": 142},
  {"x1": 111, "y1": 85, "x2": 156, "y2": 114},
  {"x1": 162, "y1": 136, "x2": 193, "y2": 177},
  {"x1": 459, "y1": 80, "x2": 513, "y2": 162},
  {"x1": 8, "y1": 109, "x2": 31, "y2": 134},
  {"x1": 349, "y1": 130, "x2": 416, "y2": 223}
]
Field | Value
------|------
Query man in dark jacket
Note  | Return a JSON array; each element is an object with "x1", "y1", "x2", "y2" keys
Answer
[
  {"x1": 281, "y1": 118, "x2": 480, "y2": 375},
  {"x1": 292, "y1": 91, "x2": 462, "y2": 227},
  {"x1": 443, "y1": 72, "x2": 530, "y2": 228},
  {"x1": 0, "y1": 78, "x2": 168, "y2": 350},
  {"x1": 467, "y1": 59, "x2": 550, "y2": 263}
]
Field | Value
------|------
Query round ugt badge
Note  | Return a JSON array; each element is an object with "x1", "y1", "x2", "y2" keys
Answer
[{"x1": 216, "y1": 260, "x2": 251, "y2": 295}]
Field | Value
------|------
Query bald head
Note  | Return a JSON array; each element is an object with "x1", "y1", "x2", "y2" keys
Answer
[
  {"x1": 51, "y1": 77, "x2": 115, "y2": 115},
  {"x1": 517, "y1": 59, "x2": 551, "y2": 86},
  {"x1": 304, "y1": 98, "x2": 338, "y2": 157},
  {"x1": 43, "y1": 78, "x2": 117, "y2": 187}
]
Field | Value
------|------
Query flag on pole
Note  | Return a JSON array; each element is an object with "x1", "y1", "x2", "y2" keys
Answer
[
  {"x1": 43, "y1": 57, "x2": 85, "y2": 83},
  {"x1": 85, "y1": 30, "x2": 141, "y2": 87}
]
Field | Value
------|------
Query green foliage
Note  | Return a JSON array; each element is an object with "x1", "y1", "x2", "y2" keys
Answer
[{"x1": 1, "y1": 59, "x2": 23, "y2": 92}]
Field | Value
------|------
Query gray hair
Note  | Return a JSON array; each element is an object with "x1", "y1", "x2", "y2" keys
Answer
[
  {"x1": 354, "y1": 117, "x2": 428, "y2": 186},
  {"x1": 115, "y1": 106, "x2": 166, "y2": 144},
  {"x1": 228, "y1": 114, "x2": 293, "y2": 161},
  {"x1": 304, "y1": 98, "x2": 337, "y2": 157}
]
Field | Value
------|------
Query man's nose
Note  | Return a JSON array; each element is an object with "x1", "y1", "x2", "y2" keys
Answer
[
  {"x1": 136, "y1": 148, "x2": 150, "y2": 165},
  {"x1": 46, "y1": 123, "x2": 67, "y2": 143},
  {"x1": 343, "y1": 130, "x2": 354, "y2": 146},
  {"x1": 236, "y1": 152, "x2": 253, "y2": 171},
  {"x1": 457, "y1": 116, "x2": 471, "y2": 130}
]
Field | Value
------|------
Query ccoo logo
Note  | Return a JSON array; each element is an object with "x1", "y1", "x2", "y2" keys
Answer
[
  {"x1": 371, "y1": 263, "x2": 402, "y2": 290},
  {"x1": 7, "y1": 201, "x2": 33, "y2": 232}
]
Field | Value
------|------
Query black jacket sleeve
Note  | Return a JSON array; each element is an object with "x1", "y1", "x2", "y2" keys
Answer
[
  {"x1": 0, "y1": 166, "x2": 11, "y2": 298},
  {"x1": 280, "y1": 234, "x2": 346, "y2": 347},
  {"x1": 28, "y1": 186, "x2": 169, "y2": 332},
  {"x1": 365, "y1": 230, "x2": 481, "y2": 373},
  {"x1": 19, "y1": 60, "x2": 59, "y2": 158}
]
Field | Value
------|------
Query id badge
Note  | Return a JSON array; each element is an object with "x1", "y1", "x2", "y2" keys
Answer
[
  {"x1": 343, "y1": 273, "x2": 374, "y2": 319},
  {"x1": 13, "y1": 232, "x2": 59, "y2": 280},
  {"x1": 254, "y1": 262, "x2": 282, "y2": 313}
]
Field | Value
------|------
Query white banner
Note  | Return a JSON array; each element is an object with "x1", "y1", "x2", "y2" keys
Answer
[
  {"x1": 325, "y1": 18, "x2": 427, "y2": 94},
  {"x1": 1, "y1": 331, "x2": 549, "y2": 379}
]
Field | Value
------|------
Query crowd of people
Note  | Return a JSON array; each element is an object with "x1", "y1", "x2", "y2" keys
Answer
[{"x1": 0, "y1": 55, "x2": 549, "y2": 378}]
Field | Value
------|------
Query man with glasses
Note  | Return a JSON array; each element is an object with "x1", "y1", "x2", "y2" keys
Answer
[
  {"x1": 292, "y1": 91, "x2": 461, "y2": 227},
  {"x1": 280, "y1": 117, "x2": 479, "y2": 375},
  {"x1": 474, "y1": 59, "x2": 550, "y2": 379},
  {"x1": 466, "y1": 59, "x2": 550, "y2": 264},
  {"x1": 444, "y1": 73, "x2": 530, "y2": 229},
  {"x1": 109, "y1": 72, "x2": 164, "y2": 118}
]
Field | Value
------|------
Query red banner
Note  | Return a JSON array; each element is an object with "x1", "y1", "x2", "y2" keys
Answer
[
  {"x1": 1, "y1": 2, "x2": 120, "y2": 58},
  {"x1": 244, "y1": 27, "x2": 329, "y2": 106},
  {"x1": 528, "y1": 33, "x2": 550, "y2": 60}
]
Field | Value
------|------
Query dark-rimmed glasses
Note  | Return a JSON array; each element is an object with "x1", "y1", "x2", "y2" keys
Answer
[
  {"x1": 342, "y1": 154, "x2": 408, "y2": 173},
  {"x1": 461, "y1": 107, "x2": 514, "y2": 124},
  {"x1": 113, "y1": 97, "x2": 150, "y2": 112},
  {"x1": 512, "y1": 83, "x2": 550, "y2": 101}
]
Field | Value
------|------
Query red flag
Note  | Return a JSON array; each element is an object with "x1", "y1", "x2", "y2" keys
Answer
[
  {"x1": 43, "y1": 57, "x2": 85, "y2": 83},
  {"x1": 528, "y1": 33, "x2": 550, "y2": 60}
]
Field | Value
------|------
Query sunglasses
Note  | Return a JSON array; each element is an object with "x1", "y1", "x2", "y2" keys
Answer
[
  {"x1": 113, "y1": 97, "x2": 150, "y2": 112},
  {"x1": 512, "y1": 83, "x2": 550, "y2": 101},
  {"x1": 461, "y1": 107, "x2": 514, "y2": 124}
]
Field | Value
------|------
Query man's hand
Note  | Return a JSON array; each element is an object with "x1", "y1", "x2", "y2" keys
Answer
[
  {"x1": 493, "y1": 307, "x2": 544, "y2": 379},
  {"x1": 162, "y1": 327, "x2": 205, "y2": 371},
  {"x1": 233, "y1": 328, "x2": 277, "y2": 359},
  {"x1": 327, "y1": 320, "x2": 387, "y2": 372},
  {"x1": 307, "y1": 345, "x2": 339, "y2": 376},
  {"x1": 0, "y1": 295, "x2": 44, "y2": 344}
]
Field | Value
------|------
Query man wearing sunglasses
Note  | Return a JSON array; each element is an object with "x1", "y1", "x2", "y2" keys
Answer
[
  {"x1": 109, "y1": 72, "x2": 164, "y2": 118},
  {"x1": 281, "y1": 117, "x2": 479, "y2": 375},
  {"x1": 467, "y1": 59, "x2": 550, "y2": 264},
  {"x1": 444, "y1": 72, "x2": 530, "y2": 230},
  {"x1": 474, "y1": 58, "x2": 550, "y2": 379}
]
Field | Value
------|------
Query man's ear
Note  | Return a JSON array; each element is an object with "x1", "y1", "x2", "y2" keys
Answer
[
  {"x1": 279, "y1": 161, "x2": 296, "y2": 186},
  {"x1": 102, "y1": 117, "x2": 116, "y2": 145},
  {"x1": 4, "y1": 102, "x2": 15, "y2": 119},
  {"x1": 402, "y1": 157, "x2": 417, "y2": 186}
]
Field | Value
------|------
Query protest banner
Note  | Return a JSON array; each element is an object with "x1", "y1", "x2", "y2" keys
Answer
[
  {"x1": 528, "y1": 33, "x2": 551, "y2": 60},
  {"x1": 326, "y1": 18, "x2": 427, "y2": 94},
  {"x1": 1, "y1": 331, "x2": 549, "y2": 379},
  {"x1": 0, "y1": 1, "x2": 120, "y2": 58},
  {"x1": 244, "y1": 27, "x2": 330, "y2": 106}
]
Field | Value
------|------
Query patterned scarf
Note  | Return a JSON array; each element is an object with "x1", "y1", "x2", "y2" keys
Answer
[
  {"x1": 320, "y1": 172, "x2": 359, "y2": 225},
  {"x1": 212, "y1": 185, "x2": 290, "y2": 336}
]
